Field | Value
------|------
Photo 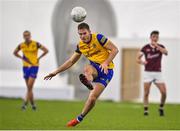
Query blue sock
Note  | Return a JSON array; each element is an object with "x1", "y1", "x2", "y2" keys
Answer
[{"x1": 77, "y1": 114, "x2": 84, "y2": 122}]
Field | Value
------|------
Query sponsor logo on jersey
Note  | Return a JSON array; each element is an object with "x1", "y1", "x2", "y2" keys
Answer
[{"x1": 147, "y1": 53, "x2": 160, "y2": 59}]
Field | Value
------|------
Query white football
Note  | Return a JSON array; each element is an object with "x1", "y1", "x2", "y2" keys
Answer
[{"x1": 71, "y1": 7, "x2": 87, "y2": 22}]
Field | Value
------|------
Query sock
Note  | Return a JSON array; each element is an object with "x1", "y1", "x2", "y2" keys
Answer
[
  {"x1": 159, "y1": 104, "x2": 164, "y2": 110},
  {"x1": 23, "y1": 101, "x2": 28, "y2": 106},
  {"x1": 77, "y1": 114, "x2": 84, "y2": 122},
  {"x1": 30, "y1": 101, "x2": 35, "y2": 107},
  {"x1": 144, "y1": 106, "x2": 148, "y2": 112}
]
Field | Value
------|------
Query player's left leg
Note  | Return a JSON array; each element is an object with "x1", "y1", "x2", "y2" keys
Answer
[
  {"x1": 81, "y1": 83, "x2": 104, "y2": 117},
  {"x1": 27, "y1": 66, "x2": 39, "y2": 110},
  {"x1": 27, "y1": 77, "x2": 36, "y2": 110},
  {"x1": 155, "y1": 82, "x2": 167, "y2": 116},
  {"x1": 67, "y1": 83, "x2": 104, "y2": 127}
]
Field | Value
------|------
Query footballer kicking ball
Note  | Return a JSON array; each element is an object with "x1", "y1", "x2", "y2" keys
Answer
[{"x1": 71, "y1": 7, "x2": 87, "y2": 22}]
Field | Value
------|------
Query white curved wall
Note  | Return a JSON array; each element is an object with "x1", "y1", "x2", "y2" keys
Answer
[{"x1": 111, "y1": 0, "x2": 180, "y2": 39}]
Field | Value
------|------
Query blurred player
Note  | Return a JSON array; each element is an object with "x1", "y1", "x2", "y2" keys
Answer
[
  {"x1": 136, "y1": 30, "x2": 168, "y2": 116},
  {"x1": 13, "y1": 30, "x2": 49, "y2": 110},
  {"x1": 44, "y1": 23, "x2": 119, "y2": 126}
]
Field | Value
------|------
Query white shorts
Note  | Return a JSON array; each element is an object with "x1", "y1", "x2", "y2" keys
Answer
[{"x1": 143, "y1": 71, "x2": 164, "y2": 83}]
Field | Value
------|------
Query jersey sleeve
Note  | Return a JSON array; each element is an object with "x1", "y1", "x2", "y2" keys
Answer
[
  {"x1": 75, "y1": 45, "x2": 82, "y2": 54},
  {"x1": 17, "y1": 44, "x2": 21, "y2": 50},
  {"x1": 36, "y1": 42, "x2": 42, "y2": 48},
  {"x1": 159, "y1": 44, "x2": 165, "y2": 48},
  {"x1": 97, "y1": 34, "x2": 108, "y2": 46},
  {"x1": 140, "y1": 45, "x2": 146, "y2": 54}
]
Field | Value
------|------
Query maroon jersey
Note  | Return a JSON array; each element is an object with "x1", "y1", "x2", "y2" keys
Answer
[{"x1": 141, "y1": 44, "x2": 165, "y2": 72}]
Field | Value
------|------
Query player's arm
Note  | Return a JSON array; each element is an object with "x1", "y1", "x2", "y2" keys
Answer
[
  {"x1": 136, "y1": 51, "x2": 147, "y2": 65},
  {"x1": 103, "y1": 40, "x2": 119, "y2": 65},
  {"x1": 44, "y1": 52, "x2": 81, "y2": 80},
  {"x1": 155, "y1": 44, "x2": 168, "y2": 55},
  {"x1": 13, "y1": 45, "x2": 23, "y2": 59},
  {"x1": 38, "y1": 43, "x2": 49, "y2": 61},
  {"x1": 13, "y1": 44, "x2": 33, "y2": 65},
  {"x1": 100, "y1": 40, "x2": 119, "y2": 74}
]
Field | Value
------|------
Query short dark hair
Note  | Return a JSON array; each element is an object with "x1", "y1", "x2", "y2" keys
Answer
[
  {"x1": 150, "y1": 30, "x2": 159, "y2": 36},
  {"x1": 78, "y1": 23, "x2": 90, "y2": 30},
  {"x1": 23, "y1": 30, "x2": 31, "y2": 34}
]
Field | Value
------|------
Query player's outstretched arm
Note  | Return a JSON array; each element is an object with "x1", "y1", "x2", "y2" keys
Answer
[
  {"x1": 100, "y1": 40, "x2": 119, "y2": 74},
  {"x1": 136, "y1": 51, "x2": 147, "y2": 65},
  {"x1": 44, "y1": 52, "x2": 81, "y2": 80}
]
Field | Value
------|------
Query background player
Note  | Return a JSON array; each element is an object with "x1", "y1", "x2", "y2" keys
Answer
[
  {"x1": 136, "y1": 30, "x2": 168, "y2": 116},
  {"x1": 44, "y1": 23, "x2": 119, "y2": 127},
  {"x1": 13, "y1": 30, "x2": 49, "y2": 110}
]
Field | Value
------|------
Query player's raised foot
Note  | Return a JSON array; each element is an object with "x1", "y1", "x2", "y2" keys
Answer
[
  {"x1": 79, "y1": 74, "x2": 93, "y2": 90},
  {"x1": 159, "y1": 109, "x2": 164, "y2": 116},
  {"x1": 67, "y1": 118, "x2": 80, "y2": 127},
  {"x1": 144, "y1": 111, "x2": 149, "y2": 116}
]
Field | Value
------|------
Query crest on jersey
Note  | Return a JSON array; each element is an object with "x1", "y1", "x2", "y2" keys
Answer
[
  {"x1": 146, "y1": 49, "x2": 151, "y2": 52},
  {"x1": 92, "y1": 44, "x2": 96, "y2": 48},
  {"x1": 32, "y1": 45, "x2": 36, "y2": 48}
]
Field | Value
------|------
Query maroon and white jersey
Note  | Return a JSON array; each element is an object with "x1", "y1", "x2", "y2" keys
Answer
[{"x1": 141, "y1": 44, "x2": 165, "y2": 72}]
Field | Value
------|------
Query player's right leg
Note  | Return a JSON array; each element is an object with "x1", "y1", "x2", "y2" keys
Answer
[
  {"x1": 143, "y1": 72, "x2": 154, "y2": 116},
  {"x1": 27, "y1": 77, "x2": 36, "y2": 110},
  {"x1": 79, "y1": 64, "x2": 98, "y2": 90},
  {"x1": 21, "y1": 79, "x2": 29, "y2": 110},
  {"x1": 143, "y1": 82, "x2": 152, "y2": 116},
  {"x1": 21, "y1": 67, "x2": 30, "y2": 110}
]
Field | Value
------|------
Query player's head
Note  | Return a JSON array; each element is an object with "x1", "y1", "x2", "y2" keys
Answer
[
  {"x1": 23, "y1": 30, "x2": 31, "y2": 42},
  {"x1": 78, "y1": 23, "x2": 91, "y2": 43},
  {"x1": 150, "y1": 30, "x2": 159, "y2": 42}
]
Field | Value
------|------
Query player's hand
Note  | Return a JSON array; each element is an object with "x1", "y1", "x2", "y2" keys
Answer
[
  {"x1": 142, "y1": 60, "x2": 148, "y2": 65},
  {"x1": 44, "y1": 72, "x2": 57, "y2": 80},
  {"x1": 99, "y1": 62, "x2": 109, "y2": 74},
  {"x1": 152, "y1": 42, "x2": 158, "y2": 47},
  {"x1": 25, "y1": 60, "x2": 34, "y2": 65},
  {"x1": 22, "y1": 57, "x2": 33, "y2": 65},
  {"x1": 37, "y1": 58, "x2": 40, "y2": 64},
  {"x1": 153, "y1": 43, "x2": 161, "y2": 50}
]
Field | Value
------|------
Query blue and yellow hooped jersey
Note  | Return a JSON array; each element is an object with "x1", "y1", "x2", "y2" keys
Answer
[
  {"x1": 75, "y1": 33, "x2": 114, "y2": 69},
  {"x1": 18, "y1": 40, "x2": 41, "y2": 67}
]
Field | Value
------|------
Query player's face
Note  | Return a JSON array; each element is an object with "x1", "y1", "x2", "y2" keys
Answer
[
  {"x1": 23, "y1": 32, "x2": 31, "y2": 42},
  {"x1": 150, "y1": 34, "x2": 159, "y2": 42},
  {"x1": 78, "y1": 28, "x2": 91, "y2": 43}
]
